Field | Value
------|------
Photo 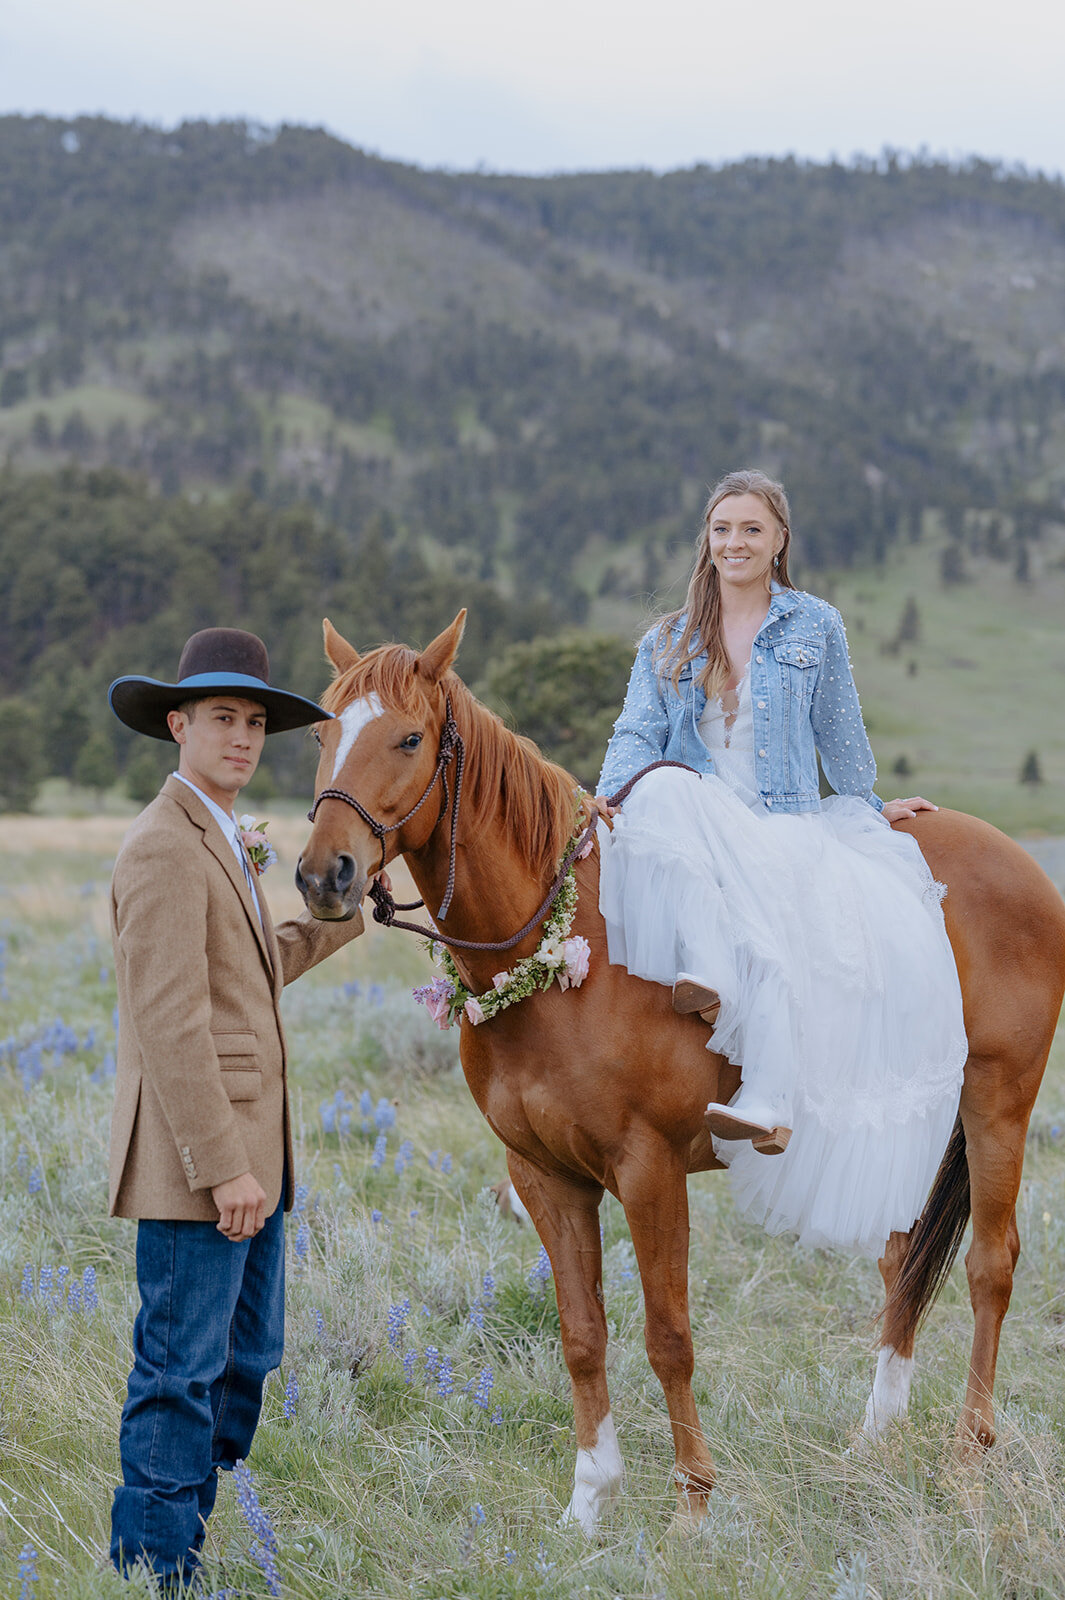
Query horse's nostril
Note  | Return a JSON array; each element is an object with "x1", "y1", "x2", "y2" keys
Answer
[
  {"x1": 335, "y1": 854, "x2": 356, "y2": 893},
  {"x1": 294, "y1": 858, "x2": 307, "y2": 896}
]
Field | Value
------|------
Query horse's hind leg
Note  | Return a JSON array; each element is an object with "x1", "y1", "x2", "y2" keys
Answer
[
  {"x1": 505, "y1": 1150, "x2": 621, "y2": 1537},
  {"x1": 616, "y1": 1145, "x2": 716, "y2": 1528},
  {"x1": 862, "y1": 1230, "x2": 918, "y2": 1440},
  {"x1": 957, "y1": 1096, "x2": 1026, "y2": 1457}
]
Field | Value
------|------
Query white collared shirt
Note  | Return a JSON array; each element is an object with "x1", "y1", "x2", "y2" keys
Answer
[{"x1": 173, "y1": 772, "x2": 263, "y2": 928}]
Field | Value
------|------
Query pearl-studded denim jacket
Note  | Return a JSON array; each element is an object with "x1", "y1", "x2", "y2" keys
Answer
[{"x1": 597, "y1": 586, "x2": 884, "y2": 814}]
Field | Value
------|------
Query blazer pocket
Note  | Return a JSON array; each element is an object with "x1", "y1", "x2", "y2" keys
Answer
[
  {"x1": 220, "y1": 1068, "x2": 263, "y2": 1102},
  {"x1": 212, "y1": 1030, "x2": 259, "y2": 1064}
]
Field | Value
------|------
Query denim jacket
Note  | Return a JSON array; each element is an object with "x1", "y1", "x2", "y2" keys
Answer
[{"x1": 597, "y1": 586, "x2": 883, "y2": 814}]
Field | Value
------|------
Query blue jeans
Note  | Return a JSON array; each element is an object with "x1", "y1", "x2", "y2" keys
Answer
[{"x1": 110, "y1": 1197, "x2": 285, "y2": 1586}]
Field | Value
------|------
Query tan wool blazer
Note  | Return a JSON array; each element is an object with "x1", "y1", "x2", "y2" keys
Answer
[{"x1": 109, "y1": 775, "x2": 363, "y2": 1220}]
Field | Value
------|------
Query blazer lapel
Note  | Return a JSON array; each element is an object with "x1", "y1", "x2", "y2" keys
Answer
[
  {"x1": 202, "y1": 828, "x2": 275, "y2": 973},
  {"x1": 162, "y1": 777, "x2": 274, "y2": 974}
]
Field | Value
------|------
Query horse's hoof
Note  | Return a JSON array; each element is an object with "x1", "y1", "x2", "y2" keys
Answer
[
  {"x1": 672, "y1": 975, "x2": 721, "y2": 1026},
  {"x1": 704, "y1": 1102, "x2": 791, "y2": 1154}
]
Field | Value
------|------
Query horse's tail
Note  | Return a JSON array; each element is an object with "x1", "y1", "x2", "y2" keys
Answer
[{"x1": 886, "y1": 1115, "x2": 970, "y2": 1344}]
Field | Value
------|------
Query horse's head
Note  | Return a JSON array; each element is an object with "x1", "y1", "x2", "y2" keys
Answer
[{"x1": 296, "y1": 611, "x2": 466, "y2": 919}]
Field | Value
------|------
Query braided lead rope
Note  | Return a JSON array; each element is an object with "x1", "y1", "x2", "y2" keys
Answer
[
  {"x1": 365, "y1": 758, "x2": 698, "y2": 952},
  {"x1": 367, "y1": 813, "x2": 599, "y2": 952}
]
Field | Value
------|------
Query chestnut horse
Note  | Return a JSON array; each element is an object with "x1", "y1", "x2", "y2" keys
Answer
[{"x1": 297, "y1": 612, "x2": 1065, "y2": 1531}]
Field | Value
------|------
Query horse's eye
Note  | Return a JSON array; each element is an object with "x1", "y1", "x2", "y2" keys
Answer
[
  {"x1": 311, "y1": 727, "x2": 323, "y2": 748},
  {"x1": 400, "y1": 733, "x2": 423, "y2": 751}
]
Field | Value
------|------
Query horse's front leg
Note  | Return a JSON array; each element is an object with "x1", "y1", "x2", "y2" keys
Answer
[
  {"x1": 615, "y1": 1141, "x2": 716, "y2": 1527},
  {"x1": 505, "y1": 1150, "x2": 621, "y2": 1537}
]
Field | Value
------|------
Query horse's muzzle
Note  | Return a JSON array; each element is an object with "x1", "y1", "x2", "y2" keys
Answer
[{"x1": 294, "y1": 853, "x2": 362, "y2": 920}]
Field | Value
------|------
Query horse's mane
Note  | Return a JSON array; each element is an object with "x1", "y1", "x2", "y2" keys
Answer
[{"x1": 322, "y1": 646, "x2": 581, "y2": 885}]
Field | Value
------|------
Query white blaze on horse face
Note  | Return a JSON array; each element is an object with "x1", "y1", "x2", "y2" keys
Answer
[
  {"x1": 332, "y1": 694, "x2": 384, "y2": 781},
  {"x1": 559, "y1": 1412, "x2": 624, "y2": 1537},
  {"x1": 861, "y1": 1345, "x2": 915, "y2": 1440}
]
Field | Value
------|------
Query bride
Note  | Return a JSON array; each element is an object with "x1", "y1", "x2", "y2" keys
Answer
[{"x1": 594, "y1": 469, "x2": 967, "y2": 1255}]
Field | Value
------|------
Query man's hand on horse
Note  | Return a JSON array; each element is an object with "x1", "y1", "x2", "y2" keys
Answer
[
  {"x1": 212, "y1": 1171, "x2": 268, "y2": 1241},
  {"x1": 374, "y1": 869, "x2": 393, "y2": 895},
  {"x1": 882, "y1": 795, "x2": 939, "y2": 824}
]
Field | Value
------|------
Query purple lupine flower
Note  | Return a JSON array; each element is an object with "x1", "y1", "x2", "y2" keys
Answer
[
  {"x1": 472, "y1": 1367, "x2": 494, "y2": 1410},
  {"x1": 374, "y1": 1098, "x2": 396, "y2": 1132},
  {"x1": 233, "y1": 1461, "x2": 281, "y2": 1597},
  {"x1": 371, "y1": 1134, "x2": 387, "y2": 1169},
  {"x1": 436, "y1": 1355, "x2": 454, "y2": 1397},
  {"x1": 393, "y1": 1138, "x2": 414, "y2": 1175},
  {"x1": 371, "y1": 1209, "x2": 383, "y2": 1224},
  {"x1": 469, "y1": 1503, "x2": 486, "y2": 1526},
  {"x1": 491, "y1": 1406, "x2": 503, "y2": 1426},
  {"x1": 359, "y1": 1089, "x2": 373, "y2": 1117},
  {"x1": 481, "y1": 1271, "x2": 496, "y2": 1307},
  {"x1": 468, "y1": 1303, "x2": 484, "y2": 1329},
  {"x1": 19, "y1": 1265, "x2": 33, "y2": 1300},
  {"x1": 283, "y1": 1373, "x2": 298, "y2": 1420},
  {"x1": 387, "y1": 1298, "x2": 410, "y2": 1349},
  {"x1": 293, "y1": 1221, "x2": 310, "y2": 1263},
  {"x1": 440, "y1": 1152, "x2": 452, "y2": 1175},
  {"x1": 423, "y1": 1346, "x2": 440, "y2": 1377},
  {"x1": 17, "y1": 1543, "x2": 38, "y2": 1599},
  {"x1": 527, "y1": 1246, "x2": 552, "y2": 1292},
  {"x1": 82, "y1": 1266, "x2": 98, "y2": 1312},
  {"x1": 402, "y1": 1349, "x2": 419, "y2": 1383},
  {"x1": 67, "y1": 1280, "x2": 82, "y2": 1312},
  {"x1": 292, "y1": 1183, "x2": 309, "y2": 1215}
]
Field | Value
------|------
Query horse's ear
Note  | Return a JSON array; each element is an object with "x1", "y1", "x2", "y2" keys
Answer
[
  {"x1": 323, "y1": 618, "x2": 360, "y2": 677},
  {"x1": 416, "y1": 610, "x2": 467, "y2": 685}
]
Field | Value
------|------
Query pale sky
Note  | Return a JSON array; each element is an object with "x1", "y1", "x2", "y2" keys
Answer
[{"x1": 2, "y1": 0, "x2": 1063, "y2": 176}]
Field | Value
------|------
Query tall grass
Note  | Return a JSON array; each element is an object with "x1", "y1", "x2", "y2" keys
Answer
[{"x1": 2, "y1": 825, "x2": 1065, "y2": 1597}]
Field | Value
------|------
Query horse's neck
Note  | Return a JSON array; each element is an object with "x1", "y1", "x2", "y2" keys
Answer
[{"x1": 406, "y1": 812, "x2": 551, "y2": 992}]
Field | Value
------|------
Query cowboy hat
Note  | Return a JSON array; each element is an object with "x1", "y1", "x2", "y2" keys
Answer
[{"x1": 109, "y1": 628, "x2": 331, "y2": 741}]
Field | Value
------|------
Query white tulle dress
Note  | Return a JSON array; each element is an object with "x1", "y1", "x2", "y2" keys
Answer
[{"x1": 598, "y1": 671, "x2": 967, "y2": 1255}]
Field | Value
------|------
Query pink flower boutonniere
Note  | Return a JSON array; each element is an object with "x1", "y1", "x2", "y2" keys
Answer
[{"x1": 238, "y1": 815, "x2": 279, "y2": 876}]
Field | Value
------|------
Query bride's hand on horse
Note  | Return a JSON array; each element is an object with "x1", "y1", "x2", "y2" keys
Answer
[
  {"x1": 592, "y1": 794, "x2": 619, "y2": 822},
  {"x1": 882, "y1": 795, "x2": 939, "y2": 824}
]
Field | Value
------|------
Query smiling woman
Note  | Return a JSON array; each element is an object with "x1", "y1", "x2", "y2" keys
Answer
[{"x1": 595, "y1": 467, "x2": 968, "y2": 1252}]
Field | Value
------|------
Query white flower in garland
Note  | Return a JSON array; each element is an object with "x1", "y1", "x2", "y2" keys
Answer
[{"x1": 413, "y1": 813, "x2": 593, "y2": 1029}]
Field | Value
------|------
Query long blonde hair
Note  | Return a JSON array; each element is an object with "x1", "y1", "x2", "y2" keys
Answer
[{"x1": 655, "y1": 469, "x2": 795, "y2": 697}]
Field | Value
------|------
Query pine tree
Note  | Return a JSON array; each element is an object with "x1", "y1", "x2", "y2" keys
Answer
[{"x1": 1019, "y1": 750, "x2": 1043, "y2": 786}]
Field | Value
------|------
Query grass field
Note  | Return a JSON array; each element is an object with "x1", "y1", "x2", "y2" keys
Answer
[{"x1": 3, "y1": 817, "x2": 1065, "y2": 1599}]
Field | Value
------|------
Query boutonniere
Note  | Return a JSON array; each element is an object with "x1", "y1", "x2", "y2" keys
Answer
[{"x1": 238, "y1": 815, "x2": 279, "y2": 876}]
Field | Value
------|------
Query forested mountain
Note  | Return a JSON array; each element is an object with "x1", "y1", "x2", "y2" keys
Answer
[{"x1": 1, "y1": 115, "x2": 1064, "y2": 800}]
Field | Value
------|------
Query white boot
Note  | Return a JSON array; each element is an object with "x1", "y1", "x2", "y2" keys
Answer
[{"x1": 704, "y1": 1081, "x2": 791, "y2": 1155}]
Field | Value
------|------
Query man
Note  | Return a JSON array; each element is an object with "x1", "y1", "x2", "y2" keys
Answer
[{"x1": 106, "y1": 627, "x2": 362, "y2": 1589}]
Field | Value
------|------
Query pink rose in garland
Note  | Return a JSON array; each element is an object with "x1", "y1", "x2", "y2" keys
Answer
[
  {"x1": 560, "y1": 936, "x2": 591, "y2": 990},
  {"x1": 464, "y1": 997, "x2": 486, "y2": 1025}
]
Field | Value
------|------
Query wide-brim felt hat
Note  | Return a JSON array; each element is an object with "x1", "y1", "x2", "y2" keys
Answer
[{"x1": 109, "y1": 628, "x2": 332, "y2": 741}]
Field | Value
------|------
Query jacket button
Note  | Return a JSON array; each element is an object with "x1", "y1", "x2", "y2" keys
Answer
[
  {"x1": 755, "y1": 654, "x2": 763, "y2": 664},
  {"x1": 766, "y1": 798, "x2": 774, "y2": 806},
  {"x1": 758, "y1": 749, "x2": 767, "y2": 758},
  {"x1": 758, "y1": 700, "x2": 766, "y2": 709}
]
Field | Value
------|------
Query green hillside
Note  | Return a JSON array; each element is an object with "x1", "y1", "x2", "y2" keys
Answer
[{"x1": 1, "y1": 117, "x2": 1063, "y2": 828}]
